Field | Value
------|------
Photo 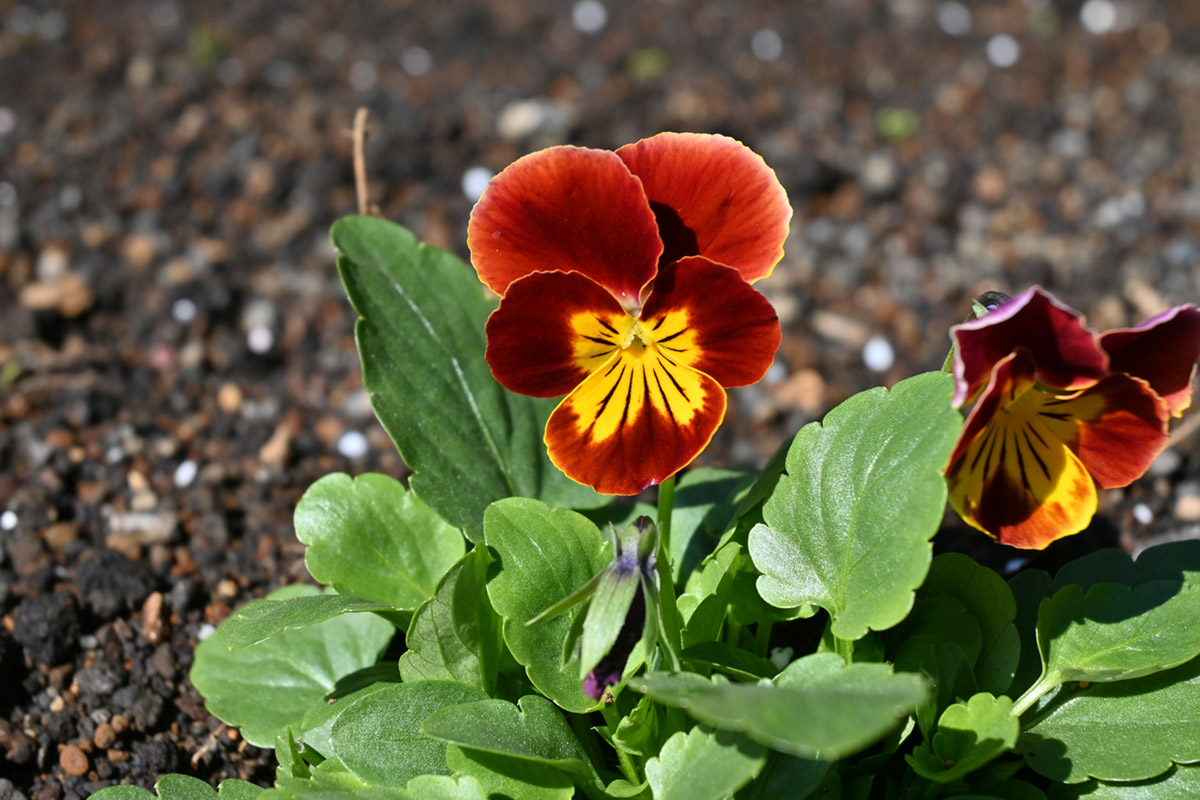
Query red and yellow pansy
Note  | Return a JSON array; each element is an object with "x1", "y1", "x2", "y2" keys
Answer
[
  {"x1": 467, "y1": 133, "x2": 790, "y2": 495},
  {"x1": 946, "y1": 287, "x2": 1200, "y2": 549}
]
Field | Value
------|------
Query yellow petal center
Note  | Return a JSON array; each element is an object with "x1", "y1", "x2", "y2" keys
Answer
[{"x1": 565, "y1": 308, "x2": 709, "y2": 440}]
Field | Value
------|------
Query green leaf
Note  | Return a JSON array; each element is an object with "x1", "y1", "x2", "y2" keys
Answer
[
  {"x1": 645, "y1": 725, "x2": 767, "y2": 800},
  {"x1": 399, "y1": 548, "x2": 501, "y2": 692},
  {"x1": 1007, "y1": 569, "x2": 1054, "y2": 699},
  {"x1": 483, "y1": 498, "x2": 610, "y2": 712},
  {"x1": 612, "y1": 695, "x2": 663, "y2": 757},
  {"x1": 90, "y1": 778, "x2": 263, "y2": 800},
  {"x1": 681, "y1": 642, "x2": 779, "y2": 681},
  {"x1": 330, "y1": 680, "x2": 488, "y2": 788},
  {"x1": 920, "y1": 554, "x2": 1020, "y2": 695},
  {"x1": 580, "y1": 567, "x2": 641, "y2": 680},
  {"x1": 296, "y1": 473, "x2": 466, "y2": 609},
  {"x1": 670, "y1": 468, "x2": 757, "y2": 585},
  {"x1": 1019, "y1": 655, "x2": 1200, "y2": 783},
  {"x1": 679, "y1": 543, "x2": 740, "y2": 649},
  {"x1": 1048, "y1": 764, "x2": 1200, "y2": 799},
  {"x1": 217, "y1": 595, "x2": 398, "y2": 650},
  {"x1": 1038, "y1": 579, "x2": 1200, "y2": 686},
  {"x1": 734, "y1": 751, "x2": 830, "y2": 800},
  {"x1": 404, "y1": 775, "x2": 487, "y2": 800},
  {"x1": 332, "y1": 215, "x2": 606, "y2": 540},
  {"x1": 298, "y1": 664, "x2": 402, "y2": 758},
  {"x1": 748, "y1": 372, "x2": 963, "y2": 640},
  {"x1": 908, "y1": 693, "x2": 1019, "y2": 783},
  {"x1": 420, "y1": 695, "x2": 593, "y2": 785},
  {"x1": 191, "y1": 585, "x2": 395, "y2": 747},
  {"x1": 444, "y1": 745, "x2": 574, "y2": 800},
  {"x1": 634, "y1": 653, "x2": 926, "y2": 760}
]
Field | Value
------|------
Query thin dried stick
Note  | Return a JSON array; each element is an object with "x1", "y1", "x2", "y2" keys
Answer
[{"x1": 353, "y1": 107, "x2": 370, "y2": 215}]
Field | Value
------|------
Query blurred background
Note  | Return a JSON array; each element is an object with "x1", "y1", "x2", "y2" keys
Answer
[{"x1": 3, "y1": 0, "x2": 1200, "y2": 795}]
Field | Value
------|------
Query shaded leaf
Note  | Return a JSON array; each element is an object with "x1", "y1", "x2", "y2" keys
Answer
[
  {"x1": 1019, "y1": 655, "x2": 1200, "y2": 783},
  {"x1": 908, "y1": 693, "x2": 1019, "y2": 783},
  {"x1": 399, "y1": 548, "x2": 501, "y2": 692},
  {"x1": 332, "y1": 215, "x2": 606, "y2": 540},
  {"x1": 1048, "y1": 764, "x2": 1200, "y2": 799},
  {"x1": 443, "y1": 746, "x2": 574, "y2": 800}
]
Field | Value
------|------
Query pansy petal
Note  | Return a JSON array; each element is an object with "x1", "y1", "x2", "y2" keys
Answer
[
  {"x1": 544, "y1": 349, "x2": 726, "y2": 495},
  {"x1": 638, "y1": 256, "x2": 781, "y2": 388},
  {"x1": 1100, "y1": 305, "x2": 1200, "y2": 417},
  {"x1": 1030, "y1": 374, "x2": 1169, "y2": 489},
  {"x1": 946, "y1": 350, "x2": 1098, "y2": 549},
  {"x1": 951, "y1": 287, "x2": 1107, "y2": 407},
  {"x1": 485, "y1": 271, "x2": 631, "y2": 398},
  {"x1": 616, "y1": 133, "x2": 791, "y2": 283},
  {"x1": 467, "y1": 146, "x2": 662, "y2": 308}
]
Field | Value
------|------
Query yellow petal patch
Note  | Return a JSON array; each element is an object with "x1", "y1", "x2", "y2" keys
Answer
[{"x1": 948, "y1": 391, "x2": 1098, "y2": 548}]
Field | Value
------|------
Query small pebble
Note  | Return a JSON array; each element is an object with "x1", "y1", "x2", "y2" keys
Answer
[
  {"x1": 862, "y1": 336, "x2": 895, "y2": 373},
  {"x1": 461, "y1": 166, "x2": 493, "y2": 202},
  {"x1": 1132, "y1": 503, "x2": 1154, "y2": 525},
  {"x1": 247, "y1": 325, "x2": 274, "y2": 354},
  {"x1": 171, "y1": 298, "x2": 197, "y2": 324},
  {"x1": 217, "y1": 382, "x2": 243, "y2": 414},
  {"x1": 986, "y1": 34, "x2": 1021, "y2": 68},
  {"x1": 0, "y1": 510, "x2": 16, "y2": 530},
  {"x1": 197, "y1": 623, "x2": 216, "y2": 642},
  {"x1": 93, "y1": 722, "x2": 116, "y2": 749},
  {"x1": 936, "y1": 2, "x2": 972, "y2": 36},
  {"x1": 1080, "y1": 0, "x2": 1117, "y2": 34},
  {"x1": 0, "y1": 106, "x2": 16, "y2": 136},
  {"x1": 337, "y1": 430, "x2": 369, "y2": 459},
  {"x1": 400, "y1": 46, "x2": 432, "y2": 77},
  {"x1": 173, "y1": 459, "x2": 197, "y2": 488},
  {"x1": 1175, "y1": 494, "x2": 1200, "y2": 523},
  {"x1": 750, "y1": 28, "x2": 783, "y2": 62},
  {"x1": 571, "y1": 0, "x2": 607, "y2": 34},
  {"x1": 59, "y1": 744, "x2": 89, "y2": 777}
]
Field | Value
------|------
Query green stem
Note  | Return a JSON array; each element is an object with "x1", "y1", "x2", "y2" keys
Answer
[
  {"x1": 833, "y1": 634, "x2": 855, "y2": 664},
  {"x1": 654, "y1": 547, "x2": 684, "y2": 672},
  {"x1": 1012, "y1": 671, "x2": 1059, "y2": 717},
  {"x1": 655, "y1": 474, "x2": 684, "y2": 671},
  {"x1": 601, "y1": 704, "x2": 641, "y2": 785},
  {"x1": 657, "y1": 474, "x2": 676, "y2": 553},
  {"x1": 755, "y1": 620, "x2": 774, "y2": 659}
]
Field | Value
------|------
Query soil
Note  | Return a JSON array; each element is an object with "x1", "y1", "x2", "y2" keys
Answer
[{"x1": 3, "y1": 1, "x2": 1200, "y2": 797}]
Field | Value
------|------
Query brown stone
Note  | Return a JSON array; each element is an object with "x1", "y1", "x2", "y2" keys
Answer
[
  {"x1": 60, "y1": 743, "x2": 90, "y2": 776},
  {"x1": 93, "y1": 722, "x2": 117, "y2": 749}
]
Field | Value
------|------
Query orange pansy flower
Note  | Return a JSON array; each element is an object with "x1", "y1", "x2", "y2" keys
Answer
[
  {"x1": 468, "y1": 133, "x2": 790, "y2": 495},
  {"x1": 946, "y1": 287, "x2": 1200, "y2": 549}
]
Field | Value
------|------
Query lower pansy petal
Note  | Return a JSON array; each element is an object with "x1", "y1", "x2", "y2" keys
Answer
[
  {"x1": 1030, "y1": 374, "x2": 1169, "y2": 489},
  {"x1": 1100, "y1": 305, "x2": 1200, "y2": 417},
  {"x1": 639, "y1": 256, "x2": 781, "y2": 388},
  {"x1": 544, "y1": 348, "x2": 726, "y2": 495},
  {"x1": 486, "y1": 271, "x2": 632, "y2": 398},
  {"x1": 947, "y1": 413, "x2": 1098, "y2": 550}
]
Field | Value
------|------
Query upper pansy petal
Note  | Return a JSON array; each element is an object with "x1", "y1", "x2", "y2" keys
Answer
[
  {"x1": 638, "y1": 256, "x2": 781, "y2": 389},
  {"x1": 615, "y1": 133, "x2": 791, "y2": 283},
  {"x1": 945, "y1": 350, "x2": 1098, "y2": 549},
  {"x1": 1099, "y1": 305, "x2": 1200, "y2": 417},
  {"x1": 544, "y1": 346, "x2": 727, "y2": 495},
  {"x1": 951, "y1": 287, "x2": 1107, "y2": 407},
  {"x1": 467, "y1": 146, "x2": 662, "y2": 308},
  {"x1": 1031, "y1": 374, "x2": 1169, "y2": 489},
  {"x1": 485, "y1": 271, "x2": 629, "y2": 398}
]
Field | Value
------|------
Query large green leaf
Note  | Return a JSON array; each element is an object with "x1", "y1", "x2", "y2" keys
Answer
[
  {"x1": 443, "y1": 745, "x2": 575, "y2": 800},
  {"x1": 191, "y1": 586, "x2": 395, "y2": 747},
  {"x1": 748, "y1": 372, "x2": 963, "y2": 640},
  {"x1": 217, "y1": 595, "x2": 398, "y2": 650},
  {"x1": 645, "y1": 725, "x2": 766, "y2": 800},
  {"x1": 634, "y1": 653, "x2": 926, "y2": 760},
  {"x1": 669, "y1": 467, "x2": 756, "y2": 586},
  {"x1": 298, "y1": 665, "x2": 402, "y2": 758},
  {"x1": 330, "y1": 681, "x2": 488, "y2": 788},
  {"x1": 1019, "y1": 655, "x2": 1200, "y2": 783},
  {"x1": 296, "y1": 473, "x2": 465, "y2": 609},
  {"x1": 483, "y1": 498, "x2": 610, "y2": 712},
  {"x1": 399, "y1": 548, "x2": 501, "y2": 692},
  {"x1": 1049, "y1": 764, "x2": 1200, "y2": 799},
  {"x1": 91, "y1": 777, "x2": 262, "y2": 800},
  {"x1": 332, "y1": 215, "x2": 606, "y2": 540},
  {"x1": 420, "y1": 695, "x2": 592, "y2": 781},
  {"x1": 907, "y1": 693, "x2": 1019, "y2": 783}
]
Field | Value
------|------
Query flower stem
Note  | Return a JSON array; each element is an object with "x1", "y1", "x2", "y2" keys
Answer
[
  {"x1": 655, "y1": 474, "x2": 684, "y2": 671},
  {"x1": 601, "y1": 704, "x2": 641, "y2": 785},
  {"x1": 1012, "y1": 671, "x2": 1059, "y2": 717},
  {"x1": 755, "y1": 620, "x2": 774, "y2": 659},
  {"x1": 833, "y1": 634, "x2": 855, "y2": 665}
]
